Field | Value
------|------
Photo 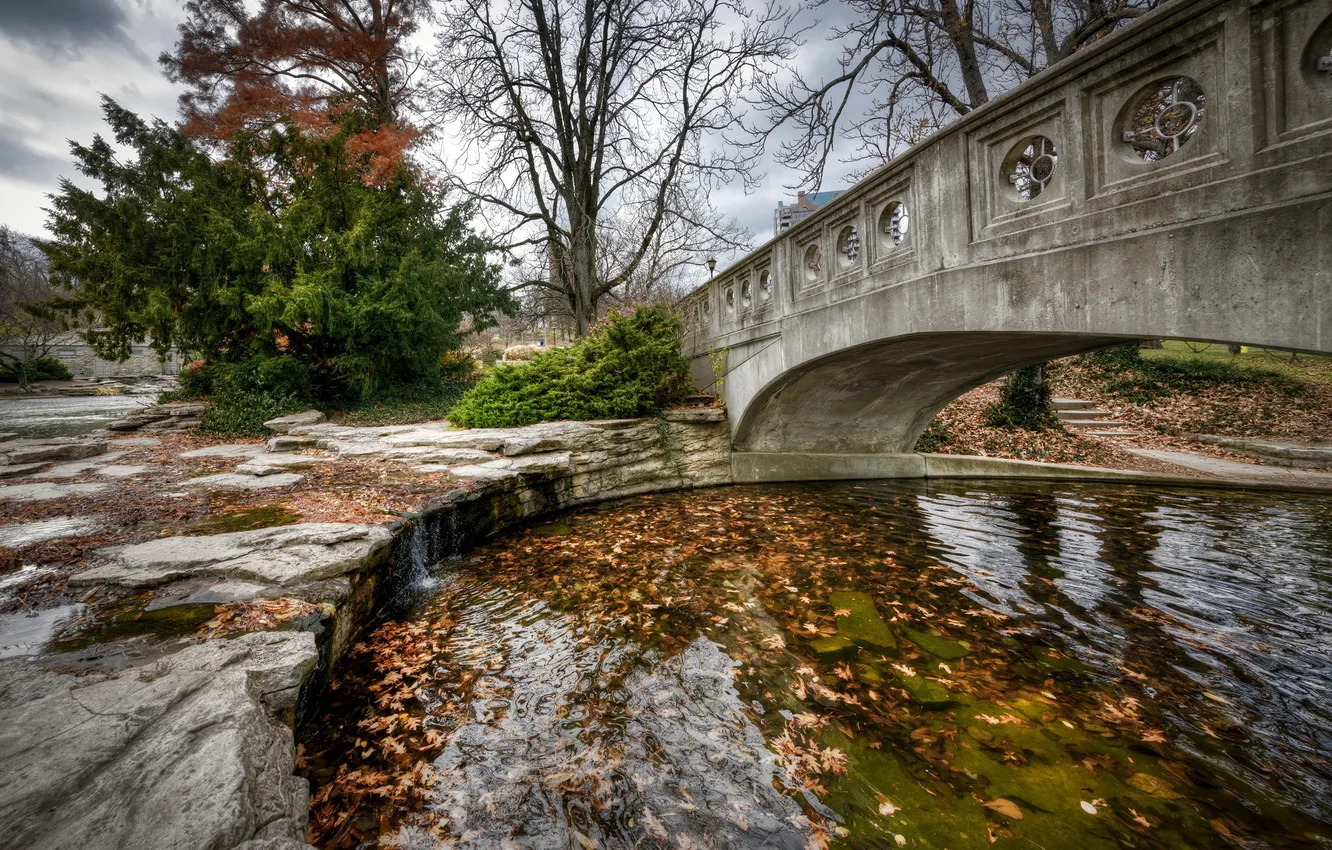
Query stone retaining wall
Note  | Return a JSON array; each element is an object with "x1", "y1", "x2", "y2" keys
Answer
[{"x1": 0, "y1": 416, "x2": 731, "y2": 850}]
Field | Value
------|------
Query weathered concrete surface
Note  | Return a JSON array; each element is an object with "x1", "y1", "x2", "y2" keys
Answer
[
  {"x1": 70, "y1": 523, "x2": 393, "y2": 589},
  {"x1": 0, "y1": 631, "x2": 317, "y2": 850},
  {"x1": 681, "y1": 0, "x2": 1332, "y2": 455}
]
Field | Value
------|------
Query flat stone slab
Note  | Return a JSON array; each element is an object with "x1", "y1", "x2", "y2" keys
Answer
[
  {"x1": 903, "y1": 627, "x2": 971, "y2": 660},
  {"x1": 185, "y1": 472, "x2": 306, "y2": 490},
  {"x1": 32, "y1": 452, "x2": 130, "y2": 478},
  {"x1": 3, "y1": 439, "x2": 108, "y2": 465},
  {"x1": 662, "y1": 407, "x2": 727, "y2": 423},
  {"x1": 0, "y1": 631, "x2": 316, "y2": 850},
  {"x1": 0, "y1": 481, "x2": 114, "y2": 502},
  {"x1": 0, "y1": 462, "x2": 47, "y2": 480},
  {"x1": 234, "y1": 453, "x2": 331, "y2": 477},
  {"x1": 263, "y1": 410, "x2": 326, "y2": 434},
  {"x1": 72, "y1": 522, "x2": 392, "y2": 588},
  {"x1": 0, "y1": 517, "x2": 105, "y2": 548},
  {"x1": 179, "y1": 443, "x2": 265, "y2": 459}
]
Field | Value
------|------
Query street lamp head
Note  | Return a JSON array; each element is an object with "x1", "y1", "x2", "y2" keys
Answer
[{"x1": 706, "y1": 257, "x2": 717, "y2": 277}]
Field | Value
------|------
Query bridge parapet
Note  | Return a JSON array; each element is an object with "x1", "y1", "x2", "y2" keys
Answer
[{"x1": 681, "y1": 0, "x2": 1332, "y2": 361}]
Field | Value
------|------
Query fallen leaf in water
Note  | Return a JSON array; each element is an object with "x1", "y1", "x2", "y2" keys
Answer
[
  {"x1": 1081, "y1": 801, "x2": 1099, "y2": 815},
  {"x1": 878, "y1": 799, "x2": 900, "y2": 816},
  {"x1": 1126, "y1": 773, "x2": 1181, "y2": 799},
  {"x1": 983, "y1": 799, "x2": 1023, "y2": 820}
]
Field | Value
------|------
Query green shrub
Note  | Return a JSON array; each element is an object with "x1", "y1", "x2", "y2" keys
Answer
[
  {"x1": 0, "y1": 356, "x2": 73, "y2": 382},
  {"x1": 449, "y1": 307, "x2": 693, "y2": 428},
  {"x1": 195, "y1": 355, "x2": 312, "y2": 435},
  {"x1": 333, "y1": 372, "x2": 480, "y2": 426},
  {"x1": 983, "y1": 365, "x2": 1058, "y2": 430}
]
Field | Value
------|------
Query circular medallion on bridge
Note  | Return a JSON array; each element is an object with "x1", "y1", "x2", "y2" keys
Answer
[
  {"x1": 1119, "y1": 76, "x2": 1206, "y2": 162},
  {"x1": 837, "y1": 226, "x2": 860, "y2": 266},
  {"x1": 879, "y1": 202, "x2": 910, "y2": 248},
  {"x1": 740, "y1": 277, "x2": 752, "y2": 308},
  {"x1": 1005, "y1": 135, "x2": 1058, "y2": 201},
  {"x1": 725, "y1": 285, "x2": 735, "y2": 313},
  {"x1": 803, "y1": 243, "x2": 822, "y2": 283},
  {"x1": 1304, "y1": 14, "x2": 1332, "y2": 95},
  {"x1": 759, "y1": 270, "x2": 772, "y2": 299}
]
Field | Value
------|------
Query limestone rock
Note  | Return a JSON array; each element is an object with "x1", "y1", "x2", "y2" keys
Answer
[
  {"x1": 180, "y1": 443, "x2": 265, "y2": 459},
  {"x1": 234, "y1": 453, "x2": 330, "y2": 477},
  {"x1": 4, "y1": 439, "x2": 107, "y2": 465},
  {"x1": 0, "y1": 482, "x2": 114, "y2": 503},
  {"x1": 0, "y1": 462, "x2": 47, "y2": 480},
  {"x1": 662, "y1": 407, "x2": 727, "y2": 423},
  {"x1": 266, "y1": 436, "x2": 318, "y2": 452},
  {"x1": 263, "y1": 410, "x2": 326, "y2": 435},
  {"x1": 185, "y1": 472, "x2": 306, "y2": 490},
  {"x1": 71, "y1": 523, "x2": 392, "y2": 588},
  {"x1": 0, "y1": 631, "x2": 317, "y2": 850}
]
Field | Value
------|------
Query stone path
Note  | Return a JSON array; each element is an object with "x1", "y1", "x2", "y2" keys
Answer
[{"x1": 1121, "y1": 447, "x2": 1332, "y2": 488}]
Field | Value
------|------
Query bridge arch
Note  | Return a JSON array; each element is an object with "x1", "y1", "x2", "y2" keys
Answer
[{"x1": 682, "y1": 0, "x2": 1332, "y2": 457}]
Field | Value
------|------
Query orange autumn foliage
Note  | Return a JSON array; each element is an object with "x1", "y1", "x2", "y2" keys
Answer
[{"x1": 162, "y1": 0, "x2": 427, "y2": 183}]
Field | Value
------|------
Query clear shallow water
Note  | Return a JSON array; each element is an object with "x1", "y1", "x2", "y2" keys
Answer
[{"x1": 302, "y1": 481, "x2": 1332, "y2": 849}]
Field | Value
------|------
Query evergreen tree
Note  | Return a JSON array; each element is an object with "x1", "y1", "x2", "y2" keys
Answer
[{"x1": 43, "y1": 98, "x2": 512, "y2": 403}]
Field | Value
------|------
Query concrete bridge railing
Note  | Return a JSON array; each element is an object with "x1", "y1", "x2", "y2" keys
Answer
[{"x1": 680, "y1": 0, "x2": 1332, "y2": 459}]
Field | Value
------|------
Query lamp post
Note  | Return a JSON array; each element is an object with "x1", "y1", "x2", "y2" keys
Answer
[{"x1": 706, "y1": 257, "x2": 717, "y2": 280}]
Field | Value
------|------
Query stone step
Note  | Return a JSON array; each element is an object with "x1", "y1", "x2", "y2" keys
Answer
[
  {"x1": 1064, "y1": 418, "x2": 1128, "y2": 428},
  {"x1": 1051, "y1": 397, "x2": 1096, "y2": 410},
  {"x1": 1083, "y1": 429, "x2": 1142, "y2": 438},
  {"x1": 1054, "y1": 413, "x2": 1118, "y2": 423}
]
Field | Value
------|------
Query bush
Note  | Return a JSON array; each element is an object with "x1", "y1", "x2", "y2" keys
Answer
[
  {"x1": 1080, "y1": 343, "x2": 1142, "y2": 367},
  {"x1": 0, "y1": 355, "x2": 73, "y2": 382},
  {"x1": 189, "y1": 356, "x2": 312, "y2": 435},
  {"x1": 983, "y1": 365, "x2": 1058, "y2": 430},
  {"x1": 449, "y1": 307, "x2": 693, "y2": 428}
]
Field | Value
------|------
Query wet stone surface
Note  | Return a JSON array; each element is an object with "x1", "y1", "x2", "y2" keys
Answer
[{"x1": 301, "y1": 481, "x2": 1332, "y2": 850}]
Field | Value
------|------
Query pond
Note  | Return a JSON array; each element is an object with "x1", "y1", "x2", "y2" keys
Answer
[{"x1": 300, "y1": 481, "x2": 1332, "y2": 849}]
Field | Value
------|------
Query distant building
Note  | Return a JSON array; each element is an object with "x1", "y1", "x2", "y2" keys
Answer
[
  {"x1": 0, "y1": 331, "x2": 183, "y2": 379},
  {"x1": 773, "y1": 190, "x2": 844, "y2": 236}
]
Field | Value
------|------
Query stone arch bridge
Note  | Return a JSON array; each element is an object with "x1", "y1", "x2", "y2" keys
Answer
[{"x1": 680, "y1": 0, "x2": 1332, "y2": 476}]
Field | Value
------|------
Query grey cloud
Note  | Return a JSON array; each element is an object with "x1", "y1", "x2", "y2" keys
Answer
[
  {"x1": 0, "y1": 0, "x2": 129, "y2": 49},
  {"x1": 0, "y1": 124, "x2": 68, "y2": 188}
]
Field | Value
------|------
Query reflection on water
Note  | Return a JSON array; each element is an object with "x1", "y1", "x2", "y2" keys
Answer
[{"x1": 302, "y1": 482, "x2": 1332, "y2": 849}]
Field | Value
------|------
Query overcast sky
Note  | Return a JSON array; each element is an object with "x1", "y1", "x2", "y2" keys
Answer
[{"x1": 0, "y1": 0, "x2": 863, "y2": 262}]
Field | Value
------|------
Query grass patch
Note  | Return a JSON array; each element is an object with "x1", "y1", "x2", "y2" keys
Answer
[{"x1": 1144, "y1": 341, "x2": 1332, "y2": 384}]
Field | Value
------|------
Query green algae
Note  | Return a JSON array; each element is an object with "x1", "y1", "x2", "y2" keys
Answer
[
  {"x1": 903, "y1": 626, "x2": 971, "y2": 660},
  {"x1": 829, "y1": 590, "x2": 897, "y2": 653},
  {"x1": 808, "y1": 634, "x2": 858, "y2": 660},
  {"x1": 893, "y1": 669, "x2": 956, "y2": 708},
  {"x1": 186, "y1": 504, "x2": 301, "y2": 535},
  {"x1": 48, "y1": 599, "x2": 217, "y2": 652}
]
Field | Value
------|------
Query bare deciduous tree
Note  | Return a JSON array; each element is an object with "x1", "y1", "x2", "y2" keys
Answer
[
  {"x1": 0, "y1": 228, "x2": 67, "y2": 390},
  {"x1": 428, "y1": 0, "x2": 795, "y2": 334},
  {"x1": 758, "y1": 0, "x2": 1158, "y2": 186}
]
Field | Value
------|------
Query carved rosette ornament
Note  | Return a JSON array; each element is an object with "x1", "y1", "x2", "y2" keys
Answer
[
  {"x1": 1122, "y1": 77, "x2": 1206, "y2": 161},
  {"x1": 1008, "y1": 136, "x2": 1058, "y2": 200}
]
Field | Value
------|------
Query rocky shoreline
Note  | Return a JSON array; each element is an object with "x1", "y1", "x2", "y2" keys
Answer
[{"x1": 0, "y1": 408, "x2": 730, "y2": 850}]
